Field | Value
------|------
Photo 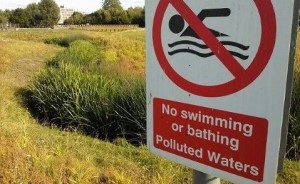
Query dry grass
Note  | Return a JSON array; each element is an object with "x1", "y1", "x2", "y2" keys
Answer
[
  {"x1": 0, "y1": 39, "x2": 61, "y2": 73},
  {"x1": 0, "y1": 28, "x2": 299, "y2": 184},
  {"x1": 0, "y1": 30, "x2": 190, "y2": 184}
]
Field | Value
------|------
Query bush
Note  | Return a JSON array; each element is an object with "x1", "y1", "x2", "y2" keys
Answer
[{"x1": 286, "y1": 71, "x2": 300, "y2": 160}]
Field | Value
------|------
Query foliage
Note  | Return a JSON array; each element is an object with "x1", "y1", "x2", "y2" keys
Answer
[
  {"x1": 26, "y1": 3, "x2": 42, "y2": 27},
  {"x1": 103, "y1": 0, "x2": 123, "y2": 10},
  {"x1": 63, "y1": 12, "x2": 85, "y2": 25},
  {"x1": 64, "y1": 6, "x2": 145, "y2": 27},
  {"x1": 0, "y1": 10, "x2": 9, "y2": 24},
  {"x1": 4, "y1": 0, "x2": 145, "y2": 27},
  {"x1": 38, "y1": 0, "x2": 60, "y2": 27},
  {"x1": 7, "y1": 0, "x2": 59, "y2": 27},
  {"x1": 65, "y1": 8, "x2": 135, "y2": 25},
  {"x1": 127, "y1": 7, "x2": 145, "y2": 27},
  {"x1": 9, "y1": 8, "x2": 30, "y2": 27}
]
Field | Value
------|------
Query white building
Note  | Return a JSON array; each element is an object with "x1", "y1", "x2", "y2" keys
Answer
[{"x1": 58, "y1": 6, "x2": 75, "y2": 24}]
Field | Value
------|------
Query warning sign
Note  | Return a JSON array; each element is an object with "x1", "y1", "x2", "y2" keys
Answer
[
  {"x1": 153, "y1": 0, "x2": 276, "y2": 97},
  {"x1": 153, "y1": 98, "x2": 268, "y2": 181},
  {"x1": 147, "y1": 0, "x2": 299, "y2": 184}
]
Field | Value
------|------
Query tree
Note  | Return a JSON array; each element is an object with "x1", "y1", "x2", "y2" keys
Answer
[
  {"x1": 38, "y1": 0, "x2": 60, "y2": 27},
  {"x1": 102, "y1": 0, "x2": 123, "y2": 10},
  {"x1": 127, "y1": 7, "x2": 145, "y2": 27},
  {"x1": 9, "y1": 8, "x2": 30, "y2": 27},
  {"x1": 26, "y1": 3, "x2": 42, "y2": 27},
  {"x1": 98, "y1": 9, "x2": 112, "y2": 24},
  {"x1": 108, "y1": 8, "x2": 129, "y2": 24},
  {"x1": 0, "y1": 10, "x2": 8, "y2": 24},
  {"x1": 82, "y1": 12, "x2": 98, "y2": 24},
  {"x1": 64, "y1": 12, "x2": 85, "y2": 25}
]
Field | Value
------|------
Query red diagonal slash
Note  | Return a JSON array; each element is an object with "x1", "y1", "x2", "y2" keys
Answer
[{"x1": 169, "y1": 0, "x2": 246, "y2": 78}]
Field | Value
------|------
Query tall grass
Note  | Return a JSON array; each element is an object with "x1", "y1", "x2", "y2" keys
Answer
[
  {"x1": 1, "y1": 28, "x2": 300, "y2": 183},
  {"x1": 25, "y1": 64, "x2": 115, "y2": 130},
  {"x1": 48, "y1": 40, "x2": 101, "y2": 68},
  {"x1": 0, "y1": 31, "x2": 191, "y2": 183},
  {"x1": 25, "y1": 40, "x2": 146, "y2": 143},
  {"x1": 110, "y1": 76, "x2": 146, "y2": 144},
  {"x1": 287, "y1": 69, "x2": 300, "y2": 159}
]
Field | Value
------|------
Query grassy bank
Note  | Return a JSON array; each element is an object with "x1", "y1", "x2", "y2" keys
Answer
[
  {"x1": 0, "y1": 30, "x2": 190, "y2": 183},
  {"x1": 0, "y1": 29, "x2": 299, "y2": 184},
  {"x1": 24, "y1": 34, "x2": 146, "y2": 144}
]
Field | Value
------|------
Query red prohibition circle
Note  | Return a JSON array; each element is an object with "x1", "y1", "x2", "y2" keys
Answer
[{"x1": 153, "y1": 0, "x2": 276, "y2": 97}]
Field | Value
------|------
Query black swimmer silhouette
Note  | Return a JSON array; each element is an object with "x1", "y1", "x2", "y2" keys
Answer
[
  {"x1": 168, "y1": 8, "x2": 250, "y2": 60},
  {"x1": 169, "y1": 8, "x2": 230, "y2": 38}
]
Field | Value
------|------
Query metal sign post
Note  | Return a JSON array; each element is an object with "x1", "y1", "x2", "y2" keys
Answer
[{"x1": 193, "y1": 171, "x2": 220, "y2": 184}]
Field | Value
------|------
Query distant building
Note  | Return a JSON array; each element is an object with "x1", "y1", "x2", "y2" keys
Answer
[{"x1": 58, "y1": 6, "x2": 75, "y2": 24}]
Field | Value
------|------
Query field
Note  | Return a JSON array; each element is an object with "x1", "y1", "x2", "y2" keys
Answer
[{"x1": 0, "y1": 28, "x2": 299, "y2": 184}]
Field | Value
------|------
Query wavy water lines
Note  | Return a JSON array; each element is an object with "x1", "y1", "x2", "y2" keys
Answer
[{"x1": 168, "y1": 40, "x2": 249, "y2": 60}]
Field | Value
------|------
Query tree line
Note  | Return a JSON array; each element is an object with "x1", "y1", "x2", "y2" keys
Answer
[
  {"x1": 64, "y1": 5, "x2": 145, "y2": 27},
  {"x1": 0, "y1": 0, "x2": 145, "y2": 28},
  {"x1": 0, "y1": 0, "x2": 60, "y2": 28}
]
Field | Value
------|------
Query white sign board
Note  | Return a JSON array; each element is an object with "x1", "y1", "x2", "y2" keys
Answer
[{"x1": 146, "y1": 0, "x2": 298, "y2": 183}]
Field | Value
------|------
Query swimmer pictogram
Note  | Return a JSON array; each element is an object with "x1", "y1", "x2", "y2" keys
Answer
[
  {"x1": 168, "y1": 8, "x2": 250, "y2": 60},
  {"x1": 152, "y1": 0, "x2": 276, "y2": 97}
]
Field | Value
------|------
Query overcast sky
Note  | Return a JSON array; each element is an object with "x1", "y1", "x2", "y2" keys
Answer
[{"x1": 0, "y1": 0, "x2": 145, "y2": 13}]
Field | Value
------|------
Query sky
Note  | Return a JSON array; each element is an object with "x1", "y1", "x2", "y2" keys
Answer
[{"x1": 0, "y1": 0, "x2": 145, "y2": 13}]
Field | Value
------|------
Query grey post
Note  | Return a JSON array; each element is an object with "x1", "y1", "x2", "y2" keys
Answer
[{"x1": 193, "y1": 170, "x2": 220, "y2": 184}]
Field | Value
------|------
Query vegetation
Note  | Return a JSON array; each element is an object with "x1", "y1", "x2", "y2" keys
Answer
[
  {"x1": 286, "y1": 36, "x2": 300, "y2": 160},
  {"x1": 65, "y1": 7, "x2": 145, "y2": 27},
  {"x1": 25, "y1": 35, "x2": 146, "y2": 144},
  {"x1": 103, "y1": 0, "x2": 123, "y2": 10},
  {"x1": 0, "y1": 0, "x2": 145, "y2": 28},
  {"x1": 44, "y1": 34, "x2": 91, "y2": 47},
  {"x1": 0, "y1": 29, "x2": 191, "y2": 184},
  {"x1": 38, "y1": 0, "x2": 60, "y2": 27},
  {"x1": 0, "y1": 10, "x2": 10, "y2": 24},
  {"x1": 0, "y1": 28, "x2": 299, "y2": 183},
  {"x1": 7, "y1": 0, "x2": 60, "y2": 27}
]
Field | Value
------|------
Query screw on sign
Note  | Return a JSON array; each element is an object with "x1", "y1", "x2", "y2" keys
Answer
[{"x1": 153, "y1": 0, "x2": 276, "y2": 97}]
